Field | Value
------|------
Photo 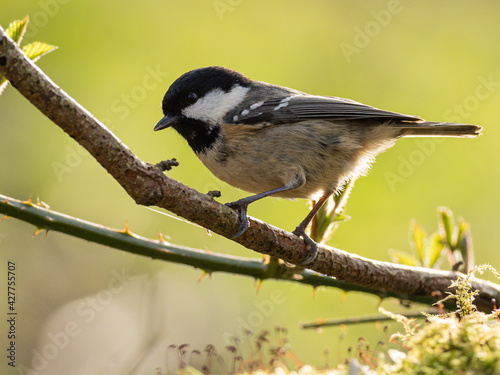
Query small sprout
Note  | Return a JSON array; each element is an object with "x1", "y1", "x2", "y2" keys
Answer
[
  {"x1": 226, "y1": 345, "x2": 236, "y2": 353},
  {"x1": 438, "y1": 264, "x2": 500, "y2": 317},
  {"x1": 255, "y1": 340, "x2": 262, "y2": 351},
  {"x1": 1, "y1": 16, "x2": 57, "y2": 95},
  {"x1": 376, "y1": 340, "x2": 386, "y2": 350},
  {"x1": 165, "y1": 344, "x2": 178, "y2": 374},
  {"x1": 388, "y1": 249, "x2": 417, "y2": 267},
  {"x1": 243, "y1": 329, "x2": 252, "y2": 337},
  {"x1": 202, "y1": 344, "x2": 217, "y2": 374},
  {"x1": 22, "y1": 41, "x2": 57, "y2": 62},
  {"x1": 438, "y1": 206, "x2": 455, "y2": 249},
  {"x1": 428, "y1": 232, "x2": 445, "y2": 269},
  {"x1": 379, "y1": 307, "x2": 417, "y2": 337},
  {"x1": 308, "y1": 180, "x2": 354, "y2": 243},
  {"x1": 156, "y1": 158, "x2": 179, "y2": 171},
  {"x1": 189, "y1": 350, "x2": 202, "y2": 369},
  {"x1": 204, "y1": 344, "x2": 216, "y2": 356},
  {"x1": 230, "y1": 336, "x2": 240, "y2": 345},
  {"x1": 452, "y1": 260, "x2": 464, "y2": 272},
  {"x1": 206, "y1": 190, "x2": 221, "y2": 199},
  {"x1": 391, "y1": 207, "x2": 472, "y2": 271},
  {"x1": 257, "y1": 331, "x2": 270, "y2": 343},
  {"x1": 411, "y1": 220, "x2": 426, "y2": 262}
]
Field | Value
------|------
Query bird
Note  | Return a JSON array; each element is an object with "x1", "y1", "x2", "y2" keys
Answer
[{"x1": 154, "y1": 66, "x2": 482, "y2": 264}]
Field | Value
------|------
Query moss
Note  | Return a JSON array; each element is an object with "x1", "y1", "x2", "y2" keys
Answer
[
  {"x1": 376, "y1": 265, "x2": 500, "y2": 375},
  {"x1": 169, "y1": 267, "x2": 500, "y2": 375},
  {"x1": 379, "y1": 313, "x2": 500, "y2": 374}
]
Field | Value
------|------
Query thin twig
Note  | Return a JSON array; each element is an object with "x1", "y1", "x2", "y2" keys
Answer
[{"x1": 300, "y1": 311, "x2": 433, "y2": 330}]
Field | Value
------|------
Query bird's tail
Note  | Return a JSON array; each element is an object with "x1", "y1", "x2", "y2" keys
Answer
[{"x1": 399, "y1": 121, "x2": 482, "y2": 138}]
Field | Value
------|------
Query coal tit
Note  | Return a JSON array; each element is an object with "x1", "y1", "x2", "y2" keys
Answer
[{"x1": 154, "y1": 66, "x2": 482, "y2": 263}]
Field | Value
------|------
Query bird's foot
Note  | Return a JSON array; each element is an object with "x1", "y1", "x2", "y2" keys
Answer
[
  {"x1": 292, "y1": 227, "x2": 318, "y2": 266},
  {"x1": 225, "y1": 200, "x2": 250, "y2": 238}
]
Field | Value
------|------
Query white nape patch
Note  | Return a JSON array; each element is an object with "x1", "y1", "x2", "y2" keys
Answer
[
  {"x1": 182, "y1": 84, "x2": 250, "y2": 125},
  {"x1": 250, "y1": 101, "x2": 264, "y2": 110},
  {"x1": 241, "y1": 109, "x2": 249, "y2": 116}
]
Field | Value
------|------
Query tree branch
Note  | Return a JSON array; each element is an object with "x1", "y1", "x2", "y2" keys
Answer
[
  {"x1": 1, "y1": 26, "x2": 498, "y2": 312},
  {"x1": 0, "y1": 193, "x2": 446, "y2": 306}
]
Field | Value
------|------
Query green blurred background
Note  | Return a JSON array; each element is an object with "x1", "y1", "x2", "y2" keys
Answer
[{"x1": 1, "y1": 1, "x2": 499, "y2": 373}]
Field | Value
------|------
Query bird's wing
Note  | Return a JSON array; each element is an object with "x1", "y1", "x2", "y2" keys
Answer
[{"x1": 228, "y1": 95, "x2": 422, "y2": 125}]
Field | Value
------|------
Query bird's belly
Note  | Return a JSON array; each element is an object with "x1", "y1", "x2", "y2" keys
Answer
[
  {"x1": 197, "y1": 121, "x2": 397, "y2": 200},
  {"x1": 198, "y1": 148, "x2": 315, "y2": 198}
]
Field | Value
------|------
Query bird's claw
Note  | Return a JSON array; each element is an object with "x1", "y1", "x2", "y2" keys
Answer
[
  {"x1": 292, "y1": 228, "x2": 318, "y2": 265},
  {"x1": 226, "y1": 200, "x2": 319, "y2": 266},
  {"x1": 226, "y1": 201, "x2": 250, "y2": 238}
]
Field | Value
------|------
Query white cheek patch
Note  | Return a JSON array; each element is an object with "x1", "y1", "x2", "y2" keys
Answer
[{"x1": 182, "y1": 85, "x2": 250, "y2": 125}]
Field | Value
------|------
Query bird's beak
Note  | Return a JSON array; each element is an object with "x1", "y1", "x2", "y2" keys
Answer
[{"x1": 154, "y1": 114, "x2": 180, "y2": 131}]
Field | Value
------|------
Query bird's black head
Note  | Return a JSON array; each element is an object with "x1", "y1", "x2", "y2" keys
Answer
[{"x1": 154, "y1": 66, "x2": 252, "y2": 153}]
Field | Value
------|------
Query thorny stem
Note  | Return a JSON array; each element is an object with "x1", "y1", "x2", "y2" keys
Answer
[{"x1": 0, "y1": 194, "x2": 461, "y2": 308}]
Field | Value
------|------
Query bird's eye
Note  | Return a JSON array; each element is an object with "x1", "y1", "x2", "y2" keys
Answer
[{"x1": 186, "y1": 92, "x2": 198, "y2": 104}]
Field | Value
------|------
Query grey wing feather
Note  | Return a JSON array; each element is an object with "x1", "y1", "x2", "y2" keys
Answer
[{"x1": 229, "y1": 95, "x2": 422, "y2": 125}]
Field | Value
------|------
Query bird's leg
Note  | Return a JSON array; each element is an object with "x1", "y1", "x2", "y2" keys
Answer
[
  {"x1": 226, "y1": 185, "x2": 295, "y2": 238},
  {"x1": 292, "y1": 191, "x2": 333, "y2": 265}
]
